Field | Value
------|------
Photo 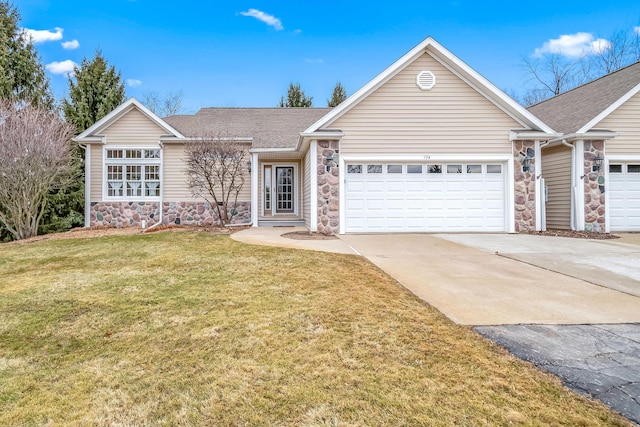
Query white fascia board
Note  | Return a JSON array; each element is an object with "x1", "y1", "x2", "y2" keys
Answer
[
  {"x1": 509, "y1": 130, "x2": 562, "y2": 141},
  {"x1": 249, "y1": 147, "x2": 296, "y2": 153},
  {"x1": 546, "y1": 131, "x2": 619, "y2": 144},
  {"x1": 577, "y1": 82, "x2": 640, "y2": 133},
  {"x1": 295, "y1": 131, "x2": 345, "y2": 151},
  {"x1": 75, "y1": 97, "x2": 186, "y2": 140},
  {"x1": 426, "y1": 45, "x2": 556, "y2": 134},
  {"x1": 302, "y1": 37, "x2": 436, "y2": 134},
  {"x1": 72, "y1": 135, "x2": 105, "y2": 144}
]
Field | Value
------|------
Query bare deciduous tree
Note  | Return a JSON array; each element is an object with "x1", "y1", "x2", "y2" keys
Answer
[
  {"x1": 142, "y1": 90, "x2": 185, "y2": 117},
  {"x1": 521, "y1": 53, "x2": 587, "y2": 105},
  {"x1": 185, "y1": 134, "x2": 249, "y2": 225},
  {"x1": 0, "y1": 100, "x2": 76, "y2": 240}
]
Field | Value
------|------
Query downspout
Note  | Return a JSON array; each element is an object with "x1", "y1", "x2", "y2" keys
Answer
[
  {"x1": 559, "y1": 139, "x2": 576, "y2": 230},
  {"x1": 144, "y1": 141, "x2": 164, "y2": 231}
]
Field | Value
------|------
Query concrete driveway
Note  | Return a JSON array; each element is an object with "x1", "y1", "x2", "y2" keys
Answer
[{"x1": 339, "y1": 233, "x2": 640, "y2": 326}]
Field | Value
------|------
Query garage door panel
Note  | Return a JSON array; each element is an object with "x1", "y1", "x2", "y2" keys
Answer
[
  {"x1": 345, "y1": 162, "x2": 506, "y2": 232},
  {"x1": 609, "y1": 165, "x2": 640, "y2": 231}
]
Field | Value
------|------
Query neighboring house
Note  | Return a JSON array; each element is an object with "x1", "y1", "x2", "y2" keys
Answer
[
  {"x1": 529, "y1": 61, "x2": 640, "y2": 233},
  {"x1": 74, "y1": 37, "x2": 562, "y2": 234}
]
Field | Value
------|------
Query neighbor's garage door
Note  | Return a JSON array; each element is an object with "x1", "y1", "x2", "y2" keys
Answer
[
  {"x1": 609, "y1": 163, "x2": 640, "y2": 231},
  {"x1": 345, "y1": 162, "x2": 506, "y2": 233}
]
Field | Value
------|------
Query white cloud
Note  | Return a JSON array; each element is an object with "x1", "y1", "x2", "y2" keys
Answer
[
  {"x1": 61, "y1": 39, "x2": 80, "y2": 50},
  {"x1": 23, "y1": 27, "x2": 63, "y2": 43},
  {"x1": 533, "y1": 32, "x2": 611, "y2": 58},
  {"x1": 634, "y1": 26, "x2": 640, "y2": 35},
  {"x1": 45, "y1": 60, "x2": 77, "y2": 76},
  {"x1": 305, "y1": 58, "x2": 324, "y2": 63},
  {"x1": 127, "y1": 79, "x2": 142, "y2": 87},
  {"x1": 240, "y1": 9, "x2": 283, "y2": 31}
]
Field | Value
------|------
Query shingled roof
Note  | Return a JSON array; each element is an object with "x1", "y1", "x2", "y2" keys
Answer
[
  {"x1": 528, "y1": 61, "x2": 640, "y2": 134},
  {"x1": 163, "y1": 108, "x2": 332, "y2": 149}
]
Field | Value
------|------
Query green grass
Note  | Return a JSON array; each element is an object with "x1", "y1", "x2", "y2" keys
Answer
[{"x1": 0, "y1": 231, "x2": 631, "y2": 426}]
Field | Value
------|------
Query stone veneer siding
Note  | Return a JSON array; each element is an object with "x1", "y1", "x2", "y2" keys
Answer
[
  {"x1": 583, "y1": 140, "x2": 605, "y2": 232},
  {"x1": 513, "y1": 140, "x2": 536, "y2": 232},
  {"x1": 317, "y1": 140, "x2": 340, "y2": 235},
  {"x1": 89, "y1": 201, "x2": 251, "y2": 228}
]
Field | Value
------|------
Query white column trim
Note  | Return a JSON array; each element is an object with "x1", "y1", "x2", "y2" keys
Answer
[
  {"x1": 534, "y1": 140, "x2": 542, "y2": 231},
  {"x1": 84, "y1": 144, "x2": 91, "y2": 227},
  {"x1": 251, "y1": 153, "x2": 259, "y2": 227},
  {"x1": 310, "y1": 140, "x2": 318, "y2": 232},
  {"x1": 339, "y1": 153, "x2": 346, "y2": 235},
  {"x1": 604, "y1": 157, "x2": 611, "y2": 233},
  {"x1": 575, "y1": 139, "x2": 585, "y2": 230},
  {"x1": 507, "y1": 147, "x2": 515, "y2": 233}
]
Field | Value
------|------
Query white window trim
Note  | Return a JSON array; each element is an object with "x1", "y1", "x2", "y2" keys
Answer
[{"x1": 102, "y1": 146, "x2": 162, "y2": 201}]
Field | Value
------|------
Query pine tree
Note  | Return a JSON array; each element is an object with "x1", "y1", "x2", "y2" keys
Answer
[
  {"x1": 0, "y1": 1, "x2": 53, "y2": 109},
  {"x1": 327, "y1": 82, "x2": 347, "y2": 107},
  {"x1": 63, "y1": 50, "x2": 126, "y2": 133},
  {"x1": 278, "y1": 82, "x2": 313, "y2": 107},
  {"x1": 45, "y1": 51, "x2": 127, "y2": 234}
]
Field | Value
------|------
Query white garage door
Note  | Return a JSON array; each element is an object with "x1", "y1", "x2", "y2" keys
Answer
[
  {"x1": 609, "y1": 163, "x2": 640, "y2": 231},
  {"x1": 345, "y1": 162, "x2": 506, "y2": 233}
]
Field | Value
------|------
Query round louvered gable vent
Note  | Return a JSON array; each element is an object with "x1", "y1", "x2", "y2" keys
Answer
[{"x1": 416, "y1": 70, "x2": 436, "y2": 90}]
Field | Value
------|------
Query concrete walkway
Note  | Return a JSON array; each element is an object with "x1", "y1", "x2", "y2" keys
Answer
[
  {"x1": 231, "y1": 226, "x2": 359, "y2": 255},
  {"x1": 339, "y1": 234, "x2": 640, "y2": 326}
]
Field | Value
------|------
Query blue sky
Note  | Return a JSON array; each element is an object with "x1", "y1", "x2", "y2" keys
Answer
[{"x1": 18, "y1": 0, "x2": 640, "y2": 113}]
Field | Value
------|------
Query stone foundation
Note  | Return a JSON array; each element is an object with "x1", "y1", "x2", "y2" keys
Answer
[
  {"x1": 583, "y1": 141, "x2": 605, "y2": 232},
  {"x1": 513, "y1": 140, "x2": 536, "y2": 232},
  {"x1": 317, "y1": 140, "x2": 340, "y2": 235},
  {"x1": 89, "y1": 201, "x2": 251, "y2": 228}
]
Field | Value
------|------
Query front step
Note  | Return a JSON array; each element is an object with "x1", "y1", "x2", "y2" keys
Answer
[{"x1": 258, "y1": 219, "x2": 306, "y2": 227}]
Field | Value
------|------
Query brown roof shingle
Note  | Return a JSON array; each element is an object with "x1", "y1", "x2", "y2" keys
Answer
[
  {"x1": 528, "y1": 61, "x2": 640, "y2": 133},
  {"x1": 163, "y1": 107, "x2": 332, "y2": 149}
]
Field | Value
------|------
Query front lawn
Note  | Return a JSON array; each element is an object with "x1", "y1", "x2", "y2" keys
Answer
[{"x1": 0, "y1": 231, "x2": 630, "y2": 425}]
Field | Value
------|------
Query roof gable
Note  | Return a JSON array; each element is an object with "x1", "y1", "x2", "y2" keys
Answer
[
  {"x1": 74, "y1": 97, "x2": 185, "y2": 141},
  {"x1": 305, "y1": 37, "x2": 554, "y2": 134},
  {"x1": 528, "y1": 61, "x2": 640, "y2": 134}
]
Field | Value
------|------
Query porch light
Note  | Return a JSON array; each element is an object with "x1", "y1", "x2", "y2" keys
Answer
[
  {"x1": 593, "y1": 156, "x2": 603, "y2": 171},
  {"x1": 522, "y1": 156, "x2": 532, "y2": 172},
  {"x1": 246, "y1": 160, "x2": 252, "y2": 173}
]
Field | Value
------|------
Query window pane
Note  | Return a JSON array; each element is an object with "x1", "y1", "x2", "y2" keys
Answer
[
  {"x1": 144, "y1": 149, "x2": 160, "y2": 159},
  {"x1": 609, "y1": 164, "x2": 622, "y2": 173},
  {"x1": 107, "y1": 165, "x2": 122, "y2": 180},
  {"x1": 367, "y1": 164, "x2": 382, "y2": 174},
  {"x1": 387, "y1": 164, "x2": 402, "y2": 173},
  {"x1": 145, "y1": 182, "x2": 160, "y2": 197},
  {"x1": 447, "y1": 164, "x2": 462, "y2": 174},
  {"x1": 347, "y1": 165, "x2": 362, "y2": 174},
  {"x1": 628, "y1": 164, "x2": 640, "y2": 173},
  {"x1": 467, "y1": 164, "x2": 481, "y2": 173},
  {"x1": 427, "y1": 164, "x2": 442, "y2": 174},
  {"x1": 127, "y1": 165, "x2": 141, "y2": 180},
  {"x1": 407, "y1": 164, "x2": 422, "y2": 173},
  {"x1": 487, "y1": 164, "x2": 502, "y2": 174},
  {"x1": 145, "y1": 165, "x2": 159, "y2": 180},
  {"x1": 126, "y1": 149, "x2": 142, "y2": 159},
  {"x1": 127, "y1": 181, "x2": 142, "y2": 197},
  {"x1": 106, "y1": 149, "x2": 123, "y2": 159},
  {"x1": 108, "y1": 182, "x2": 122, "y2": 197}
]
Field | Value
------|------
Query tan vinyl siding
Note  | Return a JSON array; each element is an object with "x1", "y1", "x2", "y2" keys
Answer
[
  {"x1": 90, "y1": 147, "x2": 103, "y2": 202},
  {"x1": 594, "y1": 91, "x2": 640, "y2": 155},
  {"x1": 332, "y1": 52, "x2": 520, "y2": 156},
  {"x1": 303, "y1": 148, "x2": 312, "y2": 227},
  {"x1": 543, "y1": 145, "x2": 572, "y2": 229},
  {"x1": 102, "y1": 109, "x2": 167, "y2": 145},
  {"x1": 163, "y1": 143, "x2": 251, "y2": 202}
]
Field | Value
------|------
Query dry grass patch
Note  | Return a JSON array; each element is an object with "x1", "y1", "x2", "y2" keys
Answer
[{"x1": 0, "y1": 232, "x2": 632, "y2": 426}]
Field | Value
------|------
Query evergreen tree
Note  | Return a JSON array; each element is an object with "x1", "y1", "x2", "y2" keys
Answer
[
  {"x1": 63, "y1": 50, "x2": 126, "y2": 133},
  {"x1": 327, "y1": 81, "x2": 347, "y2": 107},
  {"x1": 46, "y1": 51, "x2": 126, "y2": 234},
  {"x1": 278, "y1": 82, "x2": 312, "y2": 107},
  {"x1": 0, "y1": 1, "x2": 53, "y2": 109}
]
